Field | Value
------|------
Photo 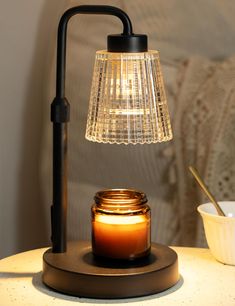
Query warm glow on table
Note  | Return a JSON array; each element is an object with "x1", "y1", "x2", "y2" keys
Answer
[
  {"x1": 0, "y1": 247, "x2": 235, "y2": 305},
  {"x1": 92, "y1": 213, "x2": 150, "y2": 259}
]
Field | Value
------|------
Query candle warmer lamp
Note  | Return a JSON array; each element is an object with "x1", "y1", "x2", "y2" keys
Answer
[{"x1": 42, "y1": 5, "x2": 179, "y2": 299}]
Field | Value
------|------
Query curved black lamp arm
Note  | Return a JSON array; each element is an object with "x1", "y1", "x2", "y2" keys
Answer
[
  {"x1": 50, "y1": 5, "x2": 134, "y2": 253},
  {"x1": 56, "y1": 5, "x2": 133, "y2": 99}
]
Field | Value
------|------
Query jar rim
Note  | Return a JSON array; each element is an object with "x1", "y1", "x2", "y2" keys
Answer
[{"x1": 94, "y1": 189, "x2": 147, "y2": 206}]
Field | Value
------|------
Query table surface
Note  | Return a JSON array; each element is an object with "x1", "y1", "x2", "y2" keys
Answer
[{"x1": 0, "y1": 246, "x2": 235, "y2": 306}]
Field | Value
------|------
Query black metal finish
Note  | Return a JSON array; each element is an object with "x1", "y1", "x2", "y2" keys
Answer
[
  {"x1": 56, "y1": 5, "x2": 133, "y2": 99},
  {"x1": 43, "y1": 241, "x2": 179, "y2": 299},
  {"x1": 51, "y1": 123, "x2": 68, "y2": 252},
  {"x1": 108, "y1": 34, "x2": 148, "y2": 52},
  {"x1": 51, "y1": 97, "x2": 70, "y2": 123},
  {"x1": 50, "y1": 5, "x2": 145, "y2": 253}
]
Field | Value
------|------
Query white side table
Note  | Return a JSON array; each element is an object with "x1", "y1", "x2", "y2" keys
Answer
[{"x1": 0, "y1": 246, "x2": 235, "y2": 306}]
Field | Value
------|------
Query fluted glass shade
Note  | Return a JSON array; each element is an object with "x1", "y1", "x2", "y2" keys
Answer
[{"x1": 85, "y1": 50, "x2": 172, "y2": 144}]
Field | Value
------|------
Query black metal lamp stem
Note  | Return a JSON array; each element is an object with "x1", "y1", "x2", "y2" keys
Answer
[{"x1": 50, "y1": 5, "x2": 133, "y2": 253}]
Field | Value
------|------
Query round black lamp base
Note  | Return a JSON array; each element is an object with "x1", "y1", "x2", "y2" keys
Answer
[{"x1": 42, "y1": 241, "x2": 179, "y2": 299}]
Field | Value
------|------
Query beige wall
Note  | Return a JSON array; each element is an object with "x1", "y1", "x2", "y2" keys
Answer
[{"x1": 0, "y1": 0, "x2": 63, "y2": 258}]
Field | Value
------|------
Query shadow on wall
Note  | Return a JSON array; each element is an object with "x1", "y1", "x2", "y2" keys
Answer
[{"x1": 16, "y1": 0, "x2": 65, "y2": 253}]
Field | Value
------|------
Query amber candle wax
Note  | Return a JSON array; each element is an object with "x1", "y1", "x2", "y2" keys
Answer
[{"x1": 91, "y1": 189, "x2": 151, "y2": 260}]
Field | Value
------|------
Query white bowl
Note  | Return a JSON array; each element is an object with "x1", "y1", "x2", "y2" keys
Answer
[{"x1": 198, "y1": 201, "x2": 235, "y2": 265}]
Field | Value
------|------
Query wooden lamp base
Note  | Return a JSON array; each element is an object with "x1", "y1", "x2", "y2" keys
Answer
[{"x1": 42, "y1": 241, "x2": 179, "y2": 299}]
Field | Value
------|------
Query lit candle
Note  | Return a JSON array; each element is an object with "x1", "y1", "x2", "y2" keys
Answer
[{"x1": 91, "y1": 189, "x2": 151, "y2": 260}]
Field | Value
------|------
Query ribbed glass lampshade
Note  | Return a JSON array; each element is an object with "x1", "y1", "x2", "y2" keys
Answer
[{"x1": 85, "y1": 50, "x2": 172, "y2": 144}]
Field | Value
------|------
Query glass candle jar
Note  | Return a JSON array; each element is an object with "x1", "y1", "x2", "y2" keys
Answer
[{"x1": 91, "y1": 189, "x2": 151, "y2": 260}]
